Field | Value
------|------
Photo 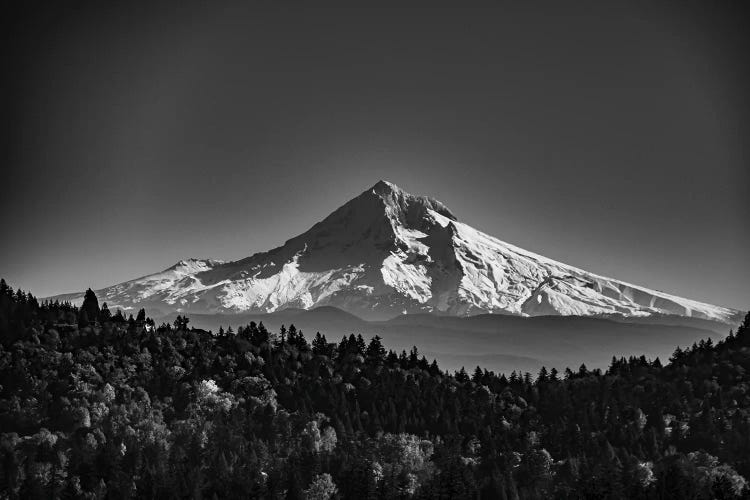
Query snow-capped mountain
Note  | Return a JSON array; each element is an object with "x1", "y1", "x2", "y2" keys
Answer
[{"x1": 49, "y1": 181, "x2": 738, "y2": 323}]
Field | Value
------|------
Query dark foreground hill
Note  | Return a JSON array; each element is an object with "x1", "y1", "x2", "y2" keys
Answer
[{"x1": 1, "y1": 281, "x2": 749, "y2": 498}]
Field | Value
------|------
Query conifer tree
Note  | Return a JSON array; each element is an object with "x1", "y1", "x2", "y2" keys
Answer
[
  {"x1": 78, "y1": 308, "x2": 89, "y2": 328},
  {"x1": 98, "y1": 302, "x2": 111, "y2": 322},
  {"x1": 366, "y1": 335, "x2": 386, "y2": 362},
  {"x1": 81, "y1": 288, "x2": 100, "y2": 322}
]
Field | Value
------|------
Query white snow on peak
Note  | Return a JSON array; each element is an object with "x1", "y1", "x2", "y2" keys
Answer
[{"x1": 46, "y1": 182, "x2": 740, "y2": 323}]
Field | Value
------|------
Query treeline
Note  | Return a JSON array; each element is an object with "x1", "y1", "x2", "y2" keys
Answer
[{"x1": 0, "y1": 279, "x2": 749, "y2": 499}]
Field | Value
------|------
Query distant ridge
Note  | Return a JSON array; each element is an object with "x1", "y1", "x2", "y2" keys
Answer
[{"x1": 168, "y1": 306, "x2": 727, "y2": 374}]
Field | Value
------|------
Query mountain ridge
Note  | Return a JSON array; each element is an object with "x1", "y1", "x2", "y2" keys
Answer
[
  {"x1": 162, "y1": 305, "x2": 726, "y2": 374},
  {"x1": 47, "y1": 180, "x2": 739, "y2": 323}
]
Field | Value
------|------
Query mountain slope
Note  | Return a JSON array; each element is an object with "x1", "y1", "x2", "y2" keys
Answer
[{"x1": 48, "y1": 180, "x2": 738, "y2": 323}]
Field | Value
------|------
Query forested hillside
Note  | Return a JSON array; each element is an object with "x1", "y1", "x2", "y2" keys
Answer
[{"x1": 1, "y1": 280, "x2": 749, "y2": 499}]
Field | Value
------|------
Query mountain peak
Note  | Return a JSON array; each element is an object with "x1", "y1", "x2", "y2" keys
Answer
[
  {"x1": 47, "y1": 182, "x2": 738, "y2": 324},
  {"x1": 366, "y1": 180, "x2": 457, "y2": 222},
  {"x1": 371, "y1": 179, "x2": 400, "y2": 194},
  {"x1": 372, "y1": 179, "x2": 395, "y2": 188}
]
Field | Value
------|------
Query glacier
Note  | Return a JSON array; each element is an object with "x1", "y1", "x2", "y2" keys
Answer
[{"x1": 47, "y1": 180, "x2": 739, "y2": 323}]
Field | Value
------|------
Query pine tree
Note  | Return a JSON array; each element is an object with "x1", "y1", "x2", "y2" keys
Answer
[
  {"x1": 537, "y1": 366, "x2": 549, "y2": 385},
  {"x1": 312, "y1": 332, "x2": 328, "y2": 355},
  {"x1": 78, "y1": 308, "x2": 90, "y2": 328},
  {"x1": 366, "y1": 335, "x2": 386, "y2": 362},
  {"x1": 99, "y1": 302, "x2": 111, "y2": 322},
  {"x1": 81, "y1": 288, "x2": 100, "y2": 322},
  {"x1": 734, "y1": 311, "x2": 750, "y2": 346},
  {"x1": 472, "y1": 366, "x2": 484, "y2": 384}
]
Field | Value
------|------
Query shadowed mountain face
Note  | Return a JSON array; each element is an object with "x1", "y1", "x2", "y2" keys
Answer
[{"x1": 48, "y1": 181, "x2": 739, "y2": 323}]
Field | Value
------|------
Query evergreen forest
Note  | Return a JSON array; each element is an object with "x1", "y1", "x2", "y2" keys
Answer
[{"x1": 1, "y1": 280, "x2": 749, "y2": 499}]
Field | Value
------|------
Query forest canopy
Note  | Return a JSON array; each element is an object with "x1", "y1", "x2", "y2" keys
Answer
[{"x1": 0, "y1": 279, "x2": 749, "y2": 499}]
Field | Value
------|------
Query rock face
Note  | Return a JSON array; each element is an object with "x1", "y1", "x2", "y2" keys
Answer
[{"x1": 49, "y1": 180, "x2": 738, "y2": 322}]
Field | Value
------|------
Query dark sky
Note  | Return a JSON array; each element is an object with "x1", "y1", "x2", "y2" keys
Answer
[{"x1": 3, "y1": 1, "x2": 749, "y2": 310}]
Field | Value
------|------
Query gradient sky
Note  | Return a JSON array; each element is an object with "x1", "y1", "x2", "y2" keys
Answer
[{"x1": 4, "y1": 1, "x2": 749, "y2": 310}]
